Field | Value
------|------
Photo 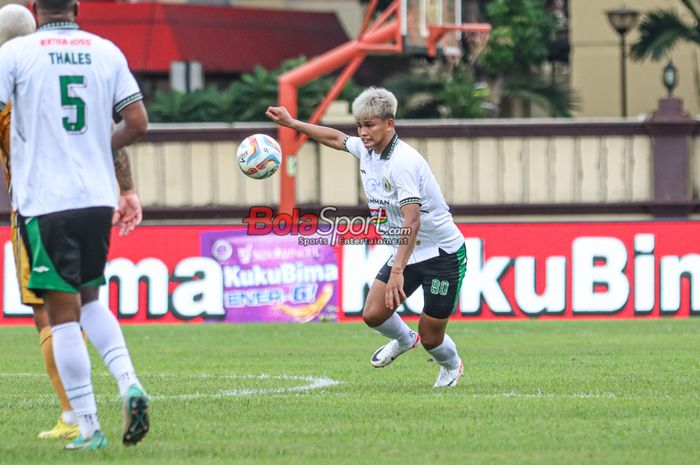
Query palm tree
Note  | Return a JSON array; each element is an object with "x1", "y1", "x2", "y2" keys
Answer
[{"x1": 629, "y1": 0, "x2": 700, "y2": 62}]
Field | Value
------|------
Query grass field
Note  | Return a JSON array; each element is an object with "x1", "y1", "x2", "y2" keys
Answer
[{"x1": 1, "y1": 319, "x2": 699, "y2": 465}]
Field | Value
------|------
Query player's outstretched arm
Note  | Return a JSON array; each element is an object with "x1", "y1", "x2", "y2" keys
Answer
[{"x1": 266, "y1": 106, "x2": 347, "y2": 151}]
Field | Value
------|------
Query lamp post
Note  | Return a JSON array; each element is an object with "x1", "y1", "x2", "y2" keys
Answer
[
  {"x1": 606, "y1": 6, "x2": 640, "y2": 117},
  {"x1": 663, "y1": 60, "x2": 678, "y2": 97}
]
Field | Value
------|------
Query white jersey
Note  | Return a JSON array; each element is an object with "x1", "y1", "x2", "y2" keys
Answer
[
  {"x1": 345, "y1": 134, "x2": 464, "y2": 264},
  {"x1": 0, "y1": 21, "x2": 143, "y2": 216}
]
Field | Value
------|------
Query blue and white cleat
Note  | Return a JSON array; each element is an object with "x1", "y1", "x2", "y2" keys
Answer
[{"x1": 64, "y1": 430, "x2": 108, "y2": 450}]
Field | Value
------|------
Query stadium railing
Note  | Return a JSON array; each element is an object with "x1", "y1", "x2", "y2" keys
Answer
[{"x1": 0, "y1": 101, "x2": 696, "y2": 222}]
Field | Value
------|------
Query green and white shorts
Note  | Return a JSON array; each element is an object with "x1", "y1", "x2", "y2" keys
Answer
[
  {"x1": 19, "y1": 207, "x2": 112, "y2": 294},
  {"x1": 376, "y1": 243, "x2": 467, "y2": 319}
]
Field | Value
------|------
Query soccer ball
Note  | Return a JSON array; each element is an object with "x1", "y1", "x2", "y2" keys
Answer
[{"x1": 236, "y1": 134, "x2": 282, "y2": 180}]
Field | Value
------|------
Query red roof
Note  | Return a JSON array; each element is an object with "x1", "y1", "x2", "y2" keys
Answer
[{"x1": 76, "y1": 3, "x2": 350, "y2": 73}]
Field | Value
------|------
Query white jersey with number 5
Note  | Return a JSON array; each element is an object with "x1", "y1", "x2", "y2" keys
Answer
[{"x1": 0, "y1": 21, "x2": 142, "y2": 216}]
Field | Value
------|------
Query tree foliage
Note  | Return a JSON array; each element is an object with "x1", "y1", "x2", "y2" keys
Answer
[
  {"x1": 504, "y1": 74, "x2": 580, "y2": 117},
  {"x1": 479, "y1": 0, "x2": 556, "y2": 75},
  {"x1": 149, "y1": 57, "x2": 362, "y2": 123},
  {"x1": 471, "y1": 0, "x2": 580, "y2": 117},
  {"x1": 630, "y1": 0, "x2": 700, "y2": 62},
  {"x1": 383, "y1": 64, "x2": 487, "y2": 119}
]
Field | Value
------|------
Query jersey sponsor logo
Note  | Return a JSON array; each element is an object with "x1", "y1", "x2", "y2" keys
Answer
[
  {"x1": 365, "y1": 178, "x2": 379, "y2": 193},
  {"x1": 367, "y1": 198, "x2": 390, "y2": 206},
  {"x1": 32, "y1": 266, "x2": 50, "y2": 273},
  {"x1": 40, "y1": 38, "x2": 92, "y2": 47}
]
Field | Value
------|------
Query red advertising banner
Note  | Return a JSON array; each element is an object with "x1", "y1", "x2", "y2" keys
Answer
[
  {"x1": 340, "y1": 221, "x2": 700, "y2": 320},
  {"x1": 0, "y1": 226, "x2": 235, "y2": 326},
  {"x1": 1, "y1": 221, "x2": 699, "y2": 325}
]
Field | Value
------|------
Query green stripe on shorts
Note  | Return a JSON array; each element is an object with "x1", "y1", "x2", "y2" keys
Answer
[
  {"x1": 453, "y1": 244, "x2": 467, "y2": 308},
  {"x1": 25, "y1": 217, "x2": 77, "y2": 293}
]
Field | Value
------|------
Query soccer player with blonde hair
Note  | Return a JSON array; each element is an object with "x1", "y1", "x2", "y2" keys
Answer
[{"x1": 267, "y1": 87, "x2": 466, "y2": 388}]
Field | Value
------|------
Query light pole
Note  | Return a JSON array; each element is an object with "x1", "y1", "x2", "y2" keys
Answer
[
  {"x1": 606, "y1": 6, "x2": 640, "y2": 117},
  {"x1": 663, "y1": 60, "x2": 678, "y2": 97}
]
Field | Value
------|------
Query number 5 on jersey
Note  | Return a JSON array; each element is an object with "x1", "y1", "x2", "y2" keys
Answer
[{"x1": 60, "y1": 75, "x2": 86, "y2": 133}]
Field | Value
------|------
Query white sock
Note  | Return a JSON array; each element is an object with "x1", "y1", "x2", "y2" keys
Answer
[
  {"x1": 52, "y1": 322, "x2": 100, "y2": 438},
  {"x1": 78, "y1": 414, "x2": 100, "y2": 439},
  {"x1": 62, "y1": 410, "x2": 77, "y2": 426},
  {"x1": 80, "y1": 300, "x2": 142, "y2": 397},
  {"x1": 372, "y1": 312, "x2": 415, "y2": 347},
  {"x1": 427, "y1": 334, "x2": 461, "y2": 370}
]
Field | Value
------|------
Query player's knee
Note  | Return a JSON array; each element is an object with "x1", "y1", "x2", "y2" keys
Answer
[{"x1": 362, "y1": 306, "x2": 385, "y2": 328}]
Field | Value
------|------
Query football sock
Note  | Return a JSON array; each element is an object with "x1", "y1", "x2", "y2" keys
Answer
[
  {"x1": 427, "y1": 334, "x2": 461, "y2": 370},
  {"x1": 80, "y1": 300, "x2": 142, "y2": 397},
  {"x1": 78, "y1": 414, "x2": 100, "y2": 439},
  {"x1": 63, "y1": 409, "x2": 78, "y2": 426},
  {"x1": 51, "y1": 322, "x2": 99, "y2": 438},
  {"x1": 373, "y1": 312, "x2": 414, "y2": 346},
  {"x1": 38, "y1": 326, "x2": 72, "y2": 415}
]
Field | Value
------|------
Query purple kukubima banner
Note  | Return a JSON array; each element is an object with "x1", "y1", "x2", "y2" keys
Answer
[{"x1": 200, "y1": 230, "x2": 339, "y2": 323}]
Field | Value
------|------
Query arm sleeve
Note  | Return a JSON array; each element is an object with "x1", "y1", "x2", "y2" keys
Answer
[
  {"x1": 343, "y1": 136, "x2": 364, "y2": 160},
  {"x1": 0, "y1": 43, "x2": 16, "y2": 110},
  {"x1": 111, "y1": 45, "x2": 143, "y2": 114},
  {"x1": 393, "y1": 159, "x2": 422, "y2": 207}
]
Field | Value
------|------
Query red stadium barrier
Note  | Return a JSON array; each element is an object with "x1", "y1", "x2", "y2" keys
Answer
[{"x1": 1, "y1": 221, "x2": 699, "y2": 325}]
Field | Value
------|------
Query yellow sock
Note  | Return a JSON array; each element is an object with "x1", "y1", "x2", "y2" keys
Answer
[{"x1": 39, "y1": 326, "x2": 72, "y2": 414}]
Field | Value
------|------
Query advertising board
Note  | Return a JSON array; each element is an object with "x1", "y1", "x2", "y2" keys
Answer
[{"x1": 1, "y1": 221, "x2": 698, "y2": 325}]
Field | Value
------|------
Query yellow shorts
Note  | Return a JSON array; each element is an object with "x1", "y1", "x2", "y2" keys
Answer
[{"x1": 10, "y1": 211, "x2": 43, "y2": 306}]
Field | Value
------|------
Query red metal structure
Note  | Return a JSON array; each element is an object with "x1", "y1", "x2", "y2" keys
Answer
[{"x1": 277, "y1": 0, "x2": 490, "y2": 214}]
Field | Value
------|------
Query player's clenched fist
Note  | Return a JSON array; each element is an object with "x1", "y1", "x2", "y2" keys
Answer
[{"x1": 266, "y1": 106, "x2": 294, "y2": 127}]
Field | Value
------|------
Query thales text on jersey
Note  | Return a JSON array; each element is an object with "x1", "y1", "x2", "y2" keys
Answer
[{"x1": 49, "y1": 52, "x2": 92, "y2": 65}]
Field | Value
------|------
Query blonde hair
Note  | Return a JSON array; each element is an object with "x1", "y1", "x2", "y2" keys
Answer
[
  {"x1": 0, "y1": 5, "x2": 35, "y2": 47},
  {"x1": 351, "y1": 87, "x2": 398, "y2": 121}
]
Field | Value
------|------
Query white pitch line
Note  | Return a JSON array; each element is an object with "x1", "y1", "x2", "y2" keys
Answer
[
  {"x1": 1, "y1": 372, "x2": 341, "y2": 404},
  {"x1": 151, "y1": 374, "x2": 341, "y2": 400},
  {"x1": 491, "y1": 391, "x2": 617, "y2": 399}
]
